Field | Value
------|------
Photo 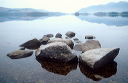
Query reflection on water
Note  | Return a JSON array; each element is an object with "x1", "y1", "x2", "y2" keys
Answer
[
  {"x1": 36, "y1": 58, "x2": 78, "y2": 75},
  {"x1": 79, "y1": 61, "x2": 117, "y2": 81}
]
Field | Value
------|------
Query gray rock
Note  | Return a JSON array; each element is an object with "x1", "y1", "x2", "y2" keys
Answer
[
  {"x1": 20, "y1": 38, "x2": 41, "y2": 49},
  {"x1": 35, "y1": 42, "x2": 77, "y2": 62},
  {"x1": 73, "y1": 38, "x2": 81, "y2": 43},
  {"x1": 85, "y1": 35, "x2": 95, "y2": 39},
  {"x1": 48, "y1": 38, "x2": 74, "y2": 49},
  {"x1": 19, "y1": 47, "x2": 25, "y2": 50},
  {"x1": 40, "y1": 36, "x2": 50, "y2": 45},
  {"x1": 7, "y1": 50, "x2": 33, "y2": 59},
  {"x1": 79, "y1": 48, "x2": 120, "y2": 69},
  {"x1": 55, "y1": 33, "x2": 62, "y2": 38},
  {"x1": 74, "y1": 40, "x2": 101, "y2": 52},
  {"x1": 65, "y1": 31, "x2": 75, "y2": 38},
  {"x1": 46, "y1": 34, "x2": 54, "y2": 38}
]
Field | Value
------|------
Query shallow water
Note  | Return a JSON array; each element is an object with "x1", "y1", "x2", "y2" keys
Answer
[{"x1": 0, "y1": 15, "x2": 128, "y2": 83}]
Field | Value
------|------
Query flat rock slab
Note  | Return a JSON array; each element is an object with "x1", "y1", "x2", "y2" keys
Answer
[
  {"x1": 79, "y1": 48, "x2": 120, "y2": 69},
  {"x1": 85, "y1": 35, "x2": 95, "y2": 39},
  {"x1": 48, "y1": 38, "x2": 74, "y2": 49},
  {"x1": 74, "y1": 40, "x2": 101, "y2": 52},
  {"x1": 7, "y1": 50, "x2": 33, "y2": 59},
  {"x1": 36, "y1": 42, "x2": 77, "y2": 62}
]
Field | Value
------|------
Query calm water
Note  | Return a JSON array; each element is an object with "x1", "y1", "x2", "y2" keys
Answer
[{"x1": 0, "y1": 15, "x2": 128, "y2": 83}]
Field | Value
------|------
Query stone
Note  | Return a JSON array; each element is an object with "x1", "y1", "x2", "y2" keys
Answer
[
  {"x1": 46, "y1": 34, "x2": 54, "y2": 38},
  {"x1": 40, "y1": 36, "x2": 50, "y2": 45},
  {"x1": 74, "y1": 40, "x2": 101, "y2": 52},
  {"x1": 65, "y1": 31, "x2": 75, "y2": 38},
  {"x1": 20, "y1": 38, "x2": 41, "y2": 49},
  {"x1": 7, "y1": 50, "x2": 33, "y2": 59},
  {"x1": 48, "y1": 38, "x2": 74, "y2": 49},
  {"x1": 85, "y1": 35, "x2": 95, "y2": 39},
  {"x1": 79, "y1": 48, "x2": 120, "y2": 69},
  {"x1": 35, "y1": 42, "x2": 77, "y2": 62},
  {"x1": 55, "y1": 33, "x2": 62, "y2": 38}
]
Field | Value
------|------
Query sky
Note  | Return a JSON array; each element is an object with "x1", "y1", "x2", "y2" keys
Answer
[{"x1": 0, "y1": 0, "x2": 128, "y2": 13}]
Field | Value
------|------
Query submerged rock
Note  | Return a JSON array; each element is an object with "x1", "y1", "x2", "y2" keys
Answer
[
  {"x1": 55, "y1": 33, "x2": 62, "y2": 38},
  {"x1": 79, "y1": 48, "x2": 120, "y2": 69},
  {"x1": 7, "y1": 50, "x2": 33, "y2": 59},
  {"x1": 36, "y1": 42, "x2": 77, "y2": 62},
  {"x1": 85, "y1": 35, "x2": 95, "y2": 39},
  {"x1": 65, "y1": 31, "x2": 75, "y2": 38},
  {"x1": 36, "y1": 58, "x2": 78, "y2": 75},
  {"x1": 74, "y1": 40, "x2": 101, "y2": 52},
  {"x1": 48, "y1": 38, "x2": 74, "y2": 49},
  {"x1": 79, "y1": 61, "x2": 117, "y2": 81},
  {"x1": 20, "y1": 38, "x2": 41, "y2": 49}
]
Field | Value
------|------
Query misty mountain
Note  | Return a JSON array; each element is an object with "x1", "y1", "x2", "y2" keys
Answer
[{"x1": 77, "y1": 1, "x2": 128, "y2": 13}]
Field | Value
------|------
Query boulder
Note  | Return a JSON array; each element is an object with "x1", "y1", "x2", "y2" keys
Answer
[
  {"x1": 79, "y1": 48, "x2": 120, "y2": 69},
  {"x1": 35, "y1": 42, "x2": 77, "y2": 62},
  {"x1": 73, "y1": 38, "x2": 81, "y2": 43},
  {"x1": 20, "y1": 38, "x2": 41, "y2": 49},
  {"x1": 46, "y1": 34, "x2": 54, "y2": 38},
  {"x1": 85, "y1": 35, "x2": 95, "y2": 39},
  {"x1": 40, "y1": 36, "x2": 50, "y2": 45},
  {"x1": 65, "y1": 31, "x2": 75, "y2": 38},
  {"x1": 74, "y1": 40, "x2": 101, "y2": 52},
  {"x1": 7, "y1": 50, "x2": 33, "y2": 59},
  {"x1": 48, "y1": 38, "x2": 74, "y2": 49},
  {"x1": 55, "y1": 33, "x2": 62, "y2": 38}
]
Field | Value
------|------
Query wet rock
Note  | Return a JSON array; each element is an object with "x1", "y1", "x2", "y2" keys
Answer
[
  {"x1": 20, "y1": 38, "x2": 41, "y2": 49},
  {"x1": 48, "y1": 38, "x2": 74, "y2": 49},
  {"x1": 40, "y1": 36, "x2": 50, "y2": 45},
  {"x1": 36, "y1": 58, "x2": 78, "y2": 75},
  {"x1": 65, "y1": 31, "x2": 75, "y2": 38},
  {"x1": 55, "y1": 33, "x2": 62, "y2": 38},
  {"x1": 7, "y1": 50, "x2": 33, "y2": 59},
  {"x1": 79, "y1": 61, "x2": 117, "y2": 81},
  {"x1": 74, "y1": 40, "x2": 101, "y2": 52},
  {"x1": 36, "y1": 42, "x2": 77, "y2": 62},
  {"x1": 46, "y1": 34, "x2": 54, "y2": 38},
  {"x1": 73, "y1": 38, "x2": 81, "y2": 43},
  {"x1": 19, "y1": 47, "x2": 25, "y2": 50},
  {"x1": 85, "y1": 35, "x2": 95, "y2": 39},
  {"x1": 79, "y1": 48, "x2": 120, "y2": 69}
]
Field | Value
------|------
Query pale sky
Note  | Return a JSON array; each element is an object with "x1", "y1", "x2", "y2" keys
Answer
[{"x1": 0, "y1": 0, "x2": 127, "y2": 13}]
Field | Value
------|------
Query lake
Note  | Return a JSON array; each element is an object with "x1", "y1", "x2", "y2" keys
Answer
[{"x1": 0, "y1": 15, "x2": 128, "y2": 83}]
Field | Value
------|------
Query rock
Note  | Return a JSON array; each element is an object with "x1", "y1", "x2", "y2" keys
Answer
[
  {"x1": 7, "y1": 50, "x2": 33, "y2": 59},
  {"x1": 65, "y1": 31, "x2": 75, "y2": 38},
  {"x1": 79, "y1": 61, "x2": 117, "y2": 81},
  {"x1": 55, "y1": 33, "x2": 62, "y2": 38},
  {"x1": 73, "y1": 38, "x2": 81, "y2": 43},
  {"x1": 85, "y1": 35, "x2": 95, "y2": 39},
  {"x1": 79, "y1": 48, "x2": 120, "y2": 69},
  {"x1": 35, "y1": 42, "x2": 77, "y2": 62},
  {"x1": 36, "y1": 58, "x2": 78, "y2": 75},
  {"x1": 74, "y1": 40, "x2": 101, "y2": 52},
  {"x1": 20, "y1": 38, "x2": 41, "y2": 49},
  {"x1": 48, "y1": 38, "x2": 74, "y2": 49},
  {"x1": 19, "y1": 47, "x2": 25, "y2": 50},
  {"x1": 46, "y1": 34, "x2": 54, "y2": 38},
  {"x1": 40, "y1": 36, "x2": 50, "y2": 45}
]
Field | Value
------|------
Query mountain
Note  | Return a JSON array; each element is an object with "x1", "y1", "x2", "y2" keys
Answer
[{"x1": 77, "y1": 1, "x2": 128, "y2": 14}]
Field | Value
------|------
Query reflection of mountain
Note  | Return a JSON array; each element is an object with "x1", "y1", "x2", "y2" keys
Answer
[
  {"x1": 79, "y1": 61, "x2": 117, "y2": 81},
  {"x1": 77, "y1": 15, "x2": 128, "y2": 26},
  {"x1": 77, "y1": 1, "x2": 128, "y2": 13},
  {"x1": 0, "y1": 7, "x2": 65, "y2": 22},
  {"x1": 36, "y1": 58, "x2": 78, "y2": 75}
]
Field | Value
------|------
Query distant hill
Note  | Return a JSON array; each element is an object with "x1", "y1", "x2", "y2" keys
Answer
[{"x1": 77, "y1": 1, "x2": 128, "y2": 14}]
